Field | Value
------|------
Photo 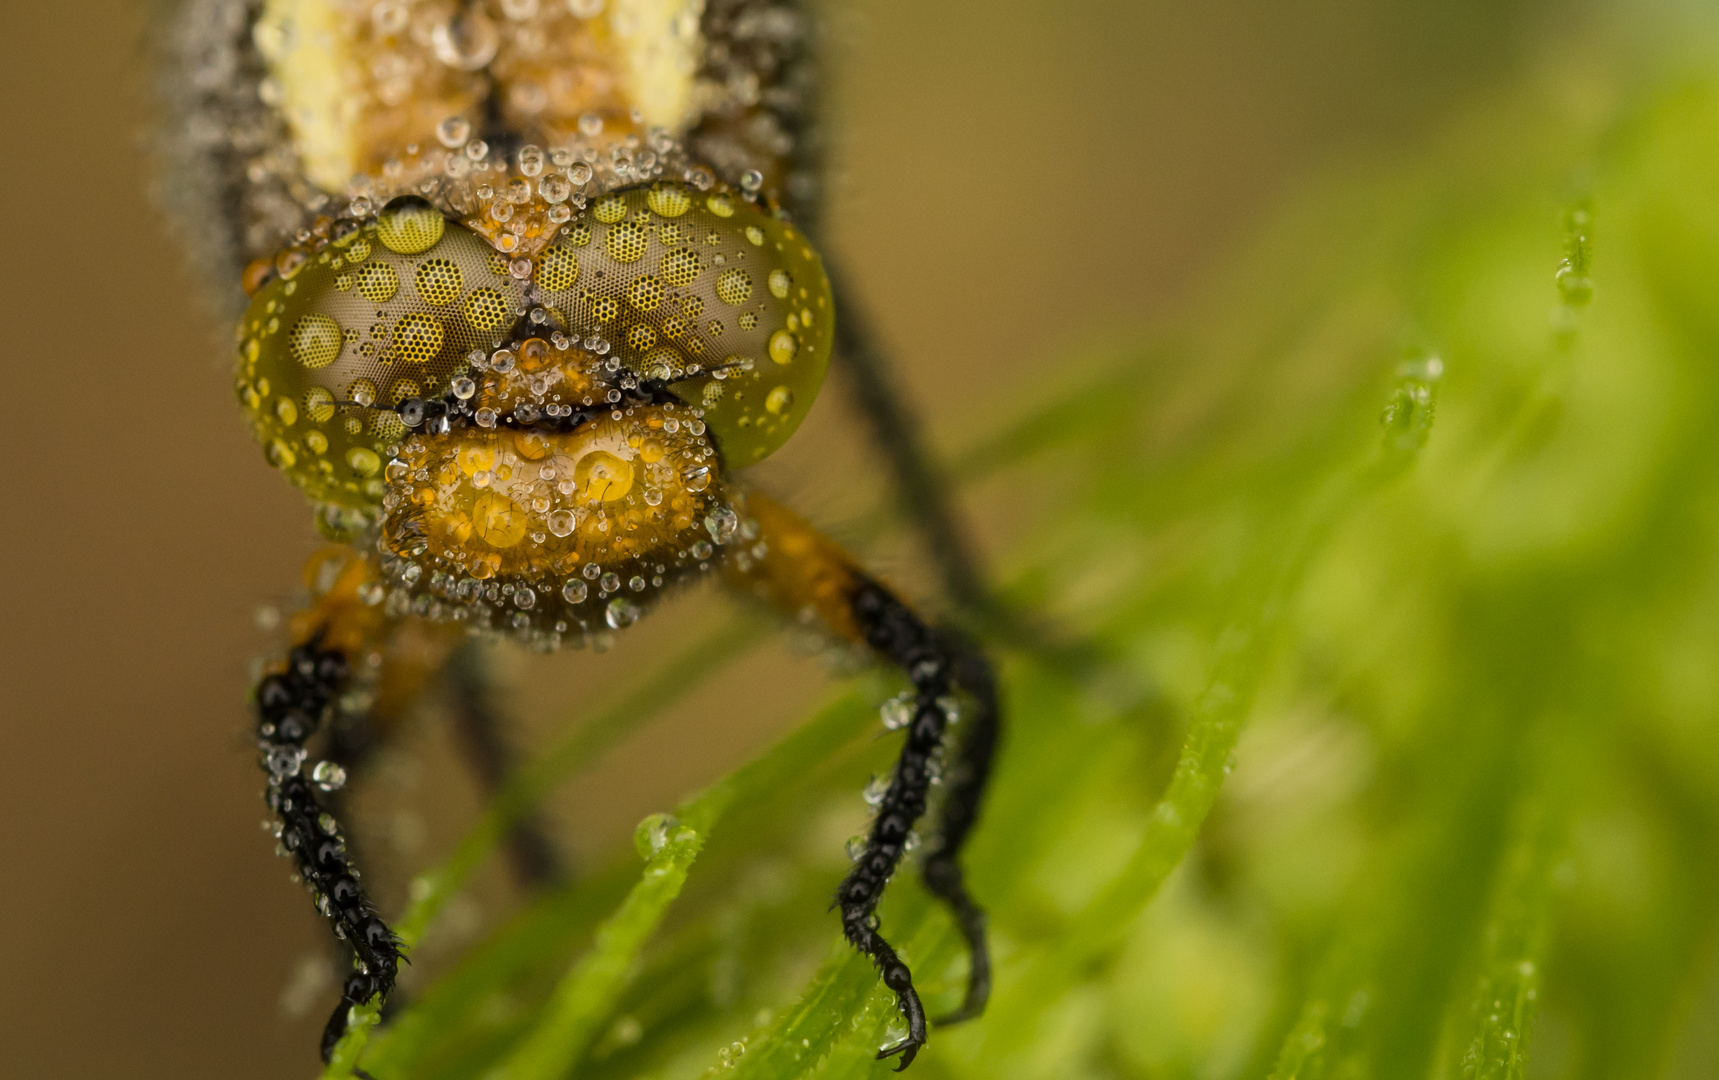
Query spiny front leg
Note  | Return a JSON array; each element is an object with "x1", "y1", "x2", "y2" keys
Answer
[
  {"x1": 838, "y1": 580, "x2": 975, "y2": 1069},
  {"x1": 724, "y1": 491, "x2": 999, "y2": 1069},
  {"x1": 919, "y1": 640, "x2": 998, "y2": 1025},
  {"x1": 255, "y1": 638, "x2": 403, "y2": 1062}
]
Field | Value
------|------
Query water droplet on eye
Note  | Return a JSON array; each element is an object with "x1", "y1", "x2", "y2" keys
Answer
[
  {"x1": 629, "y1": 575, "x2": 646, "y2": 591},
  {"x1": 561, "y1": 578, "x2": 588, "y2": 603},
  {"x1": 606, "y1": 596, "x2": 640, "y2": 628},
  {"x1": 705, "y1": 506, "x2": 738, "y2": 543},
  {"x1": 768, "y1": 269, "x2": 792, "y2": 298},
  {"x1": 740, "y1": 170, "x2": 763, "y2": 193},
  {"x1": 312, "y1": 761, "x2": 348, "y2": 791},
  {"x1": 436, "y1": 115, "x2": 471, "y2": 149},
  {"x1": 376, "y1": 196, "x2": 446, "y2": 254},
  {"x1": 765, "y1": 386, "x2": 794, "y2": 414},
  {"x1": 346, "y1": 447, "x2": 381, "y2": 476},
  {"x1": 768, "y1": 330, "x2": 798, "y2": 365}
]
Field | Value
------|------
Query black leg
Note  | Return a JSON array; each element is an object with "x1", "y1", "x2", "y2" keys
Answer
[
  {"x1": 921, "y1": 639, "x2": 998, "y2": 1024},
  {"x1": 838, "y1": 578, "x2": 998, "y2": 1069},
  {"x1": 445, "y1": 643, "x2": 565, "y2": 890},
  {"x1": 255, "y1": 639, "x2": 403, "y2": 1063}
]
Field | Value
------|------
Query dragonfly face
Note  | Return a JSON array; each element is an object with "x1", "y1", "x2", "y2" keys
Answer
[
  {"x1": 237, "y1": 176, "x2": 831, "y2": 641},
  {"x1": 173, "y1": 0, "x2": 994, "y2": 1070}
]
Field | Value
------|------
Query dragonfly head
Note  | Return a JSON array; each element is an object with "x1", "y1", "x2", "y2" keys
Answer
[{"x1": 234, "y1": 181, "x2": 832, "y2": 517}]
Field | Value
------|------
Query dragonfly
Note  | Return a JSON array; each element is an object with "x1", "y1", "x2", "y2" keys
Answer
[{"x1": 159, "y1": 0, "x2": 1002, "y2": 1072}]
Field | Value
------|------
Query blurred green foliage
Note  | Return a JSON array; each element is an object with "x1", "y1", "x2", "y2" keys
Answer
[{"x1": 323, "y1": 19, "x2": 1719, "y2": 1080}]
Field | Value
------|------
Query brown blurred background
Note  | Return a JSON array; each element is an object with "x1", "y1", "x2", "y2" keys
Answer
[{"x1": 0, "y1": 0, "x2": 1545, "y2": 1075}]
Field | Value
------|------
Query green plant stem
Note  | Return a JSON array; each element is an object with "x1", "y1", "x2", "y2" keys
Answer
[{"x1": 319, "y1": 614, "x2": 767, "y2": 1079}]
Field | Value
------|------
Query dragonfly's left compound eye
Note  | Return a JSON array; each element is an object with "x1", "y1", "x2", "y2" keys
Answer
[
  {"x1": 530, "y1": 181, "x2": 834, "y2": 467},
  {"x1": 235, "y1": 197, "x2": 529, "y2": 508}
]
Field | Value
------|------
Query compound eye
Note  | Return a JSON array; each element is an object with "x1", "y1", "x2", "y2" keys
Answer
[
  {"x1": 530, "y1": 181, "x2": 833, "y2": 466},
  {"x1": 234, "y1": 197, "x2": 528, "y2": 507}
]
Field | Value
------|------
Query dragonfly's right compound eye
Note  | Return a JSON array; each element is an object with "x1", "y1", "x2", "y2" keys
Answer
[{"x1": 235, "y1": 197, "x2": 529, "y2": 508}]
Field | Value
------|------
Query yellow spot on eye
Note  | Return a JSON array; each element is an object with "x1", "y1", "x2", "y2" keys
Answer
[
  {"x1": 660, "y1": 248, "x2": 701, "y2": 286},
  {"x1": 766, "y1": 385, "x2": 795, "y2": 414},
  {"x1": 738, "y1": 311, "x2": 757, "y2": 330},
  {"x1": 606, "y1": 220, "x2": 648, "y2": 262},
  {"x1": 628, "y1": 275, "x2": 665, "y2": 312},
  {"x1": 716, "y1": 268, "x2": 752, "y2": 305},
  {"x1": 586, "y1": 293, "x2": 618, "y2": 322},
  {"x1": 594, "y1": 195, "x2": 628, "y2": 223},
  {"x1": 706, "y1": 194, "x2": 734, "y2": 217},
  {"x1": 536, "y1": 246, "x2": 579, "y2": 291},
  {"x1": 305, "y1": 430, "x2": 328, "y2": 454},
  {"x1": 268, "y1": 439, "x2": 296, "y2": 469},
  {"x1": 575, "y1": 450, "x2": 634, "y2": 502},
  {"x1": 628, "y1": 325, "x2": 658, "y2": 350},
  {"x1": 346, "y1": 446, "x2": 381, "y2": 476},
  {"x1": 288, "y1": 314, "x2": 342, "y2": 368},
  {"x1": 372, "y1": 413, "x2": 405, "y2": 439},
  {"x1": 457, "y1": 441, "x2": 496, "y2": 475},
  {"x1": 745, "y1": 226, "x2": 764, "y2": 246},
  {"x1": 393, "y1": 313, "x2": 445, "y2": 363},
  {"x1": 486, "y1": 249, "x2": 509, "y2": 277},
  {"x1": 769, "y1": 269, "x2": 792, "y2": 298},
  {"x1": 564, "y1": 223, "x2": 592, "y2": 246},
  {"x1": 647, "y1": 183, "x2": 692, "y2": 217},
  {"x1": 345, "y1": 238, "x2": 372, "y2": 262},
  {"x1": 275, "y1": 397, "x2": 299, "y2": 425},
  {"x1": 390, "y1": 378, "x2": 420, "y2": 403},
  {"x1": 471, "y1": 491, "x2": 529, "y2": 547},
  {"x1": 334, "y1": 274, "x2": 353, "y2": 291},
  {"x1": 357, "y1": 262, "x2": 399, "y2": 303},
  {"x1": 348, "y1": 378, "x2": 377, "y2": 406},
  {"x1": 376, "y1": 197, "x2": 445, "y2": 254},
  {"x1": 464, "y1": 287, "x2": 509, "y2": 330},
  {"x1": 769, "y1": 329, "x2": 798, "y2": 365},
  {"x1": 681, "y1": 295, "x2": 705, "y2": 317},
  {"x1": 304, "y1": 387, "x2": 335, "y2": 422},
  {"x1": 414, "y1": 258, "x2": 462, "y2": 304}
]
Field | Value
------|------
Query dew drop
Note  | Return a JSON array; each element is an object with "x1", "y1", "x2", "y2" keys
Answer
[{"x1": 606, "y1": 596, "x2": 640, "y2": 628}]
